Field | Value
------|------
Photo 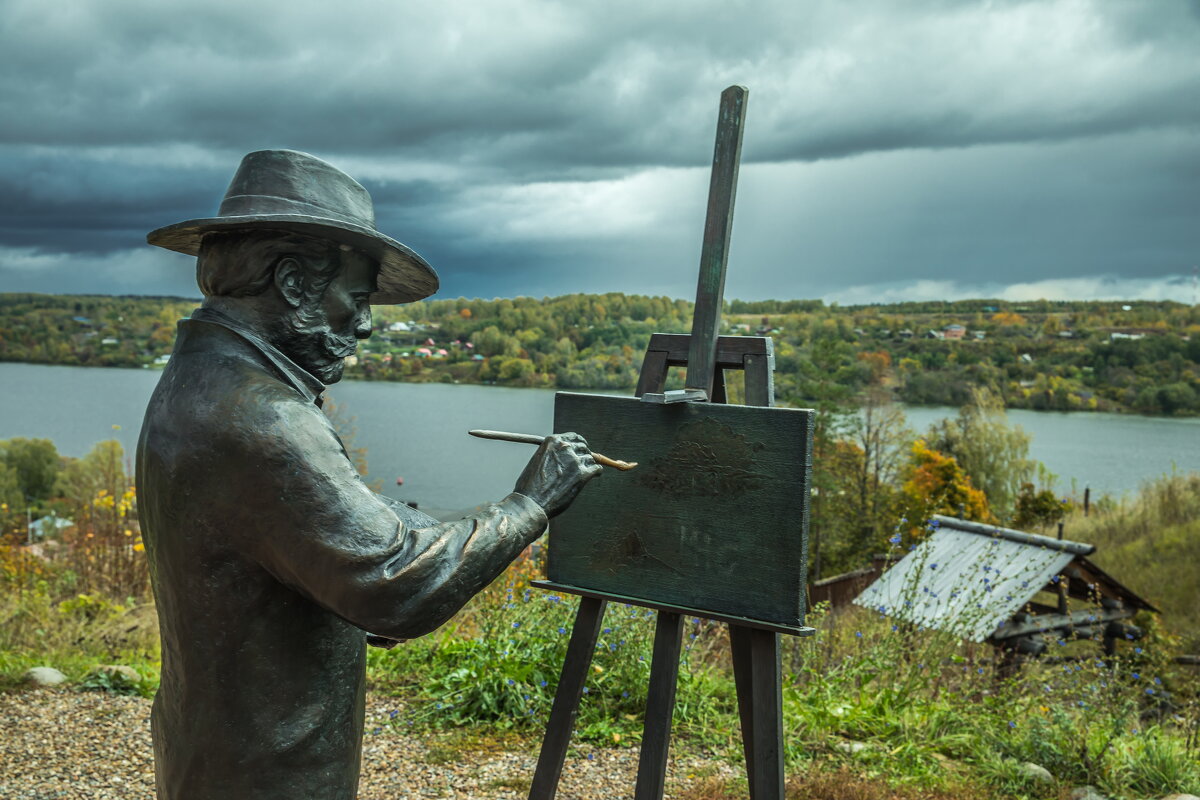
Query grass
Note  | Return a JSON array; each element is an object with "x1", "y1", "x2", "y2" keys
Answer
[
  {"x1": 1062, "y1": 472, "x2": 1200, "y2": 650},
  {"x1": 366, "y1": 555, "x2": 738, "y2": 748},
  {"x1": 484, "y1": 775, "x2": 533, "y2": 793},
  {"x1": 3, "y1": 477, "x2": 1199, "y2": 799},
  {"x1": 677, "y1": 768, "x2": 991, "y2": 800},
  {"x1": 0, "y1": 578, "x2": 159, "y2": 692},
  {"x1": 420, "y1": 727, "x2": 533, "y2": 765},
  {"x1": 360, "y1": 528, "x2": 1200, "y2": 799}
]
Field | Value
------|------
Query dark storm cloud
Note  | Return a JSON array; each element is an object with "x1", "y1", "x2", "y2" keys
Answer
[
  {"x1": 1, "y1": 0, "x2": 1198, "y2": 300},
  {"x1": 0, "y1": 148, "x2": 225, "y2": 253},
  {"x1": 6, "y1": 0, "x2": 1198, "y2": 168}
]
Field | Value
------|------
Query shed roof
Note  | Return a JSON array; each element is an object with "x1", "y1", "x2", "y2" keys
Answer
[{"x1": 853, "y1": 515, "x2": 1094, "y2": 642}]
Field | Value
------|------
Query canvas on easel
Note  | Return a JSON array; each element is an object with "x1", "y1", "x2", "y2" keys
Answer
[{"x1": 549, "y1": 392, "x2": 812, "y2": 632}]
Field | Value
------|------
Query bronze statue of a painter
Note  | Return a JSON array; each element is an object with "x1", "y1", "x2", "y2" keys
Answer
[{"x1": 137, "y1": 150, "x2": 601, "y2": 800}]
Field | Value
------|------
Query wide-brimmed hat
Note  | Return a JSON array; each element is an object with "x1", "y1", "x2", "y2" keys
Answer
[{"x1": 147, "y1": 149, "x2": 438, "y2": 304}]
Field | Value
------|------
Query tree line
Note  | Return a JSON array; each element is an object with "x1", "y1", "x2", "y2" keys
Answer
[{"x1": 2, "y1": 291, "x2": 1198, "y2": 415}]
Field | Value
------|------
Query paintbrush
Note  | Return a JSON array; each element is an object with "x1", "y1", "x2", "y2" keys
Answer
[{"x1": 468, "y1": 429, "x2": 638, "y2": 471}]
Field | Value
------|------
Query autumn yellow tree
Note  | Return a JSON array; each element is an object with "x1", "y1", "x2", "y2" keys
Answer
[
  {"x1": 990, "y1": 311, "x2": 1026, "y2": 326},
  {"x1": 898, "y1": 439, "x2": 994, "y2": 535}
]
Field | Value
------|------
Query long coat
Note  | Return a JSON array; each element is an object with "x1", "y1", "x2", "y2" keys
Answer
[{"x1": 136, "y1": 311, "x2": 547, "y2": 799}]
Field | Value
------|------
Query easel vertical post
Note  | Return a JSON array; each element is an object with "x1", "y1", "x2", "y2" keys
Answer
[{"x1": 685, "y1": 85, "x2": 748, "y2": 400}]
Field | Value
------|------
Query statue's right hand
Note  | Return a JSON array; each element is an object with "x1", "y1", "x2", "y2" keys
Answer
[{"x1": 513, "y1": 432, "x2": 602, "y2": 518}]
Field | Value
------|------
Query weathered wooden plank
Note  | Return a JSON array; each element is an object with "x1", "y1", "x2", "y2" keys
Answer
[
  {"x1": 635, "y1": 348, "x2": 670, "y2": 398},
  {"x1": 746, "y1": 627, "x2": 784, "y2": 800},
  {"x1": 551, "y1": 392, "x2": 813, "y2": 630},
  {"x1": 730, "y1": 625, "x2": 785, "y2": 800},
  {"x1": 647, "y1": 333, "x2": 771, "y2": 369},
  {"x1": 1072, "y1": 556, "x2": 1160, "y2": 613},
  {"x1": 685, "y1": 86, "x2": 748, "y2": 397},
  {"x1": 989, "y1": 607, "x2": 1133, "y2": 641},
  {"x1": 729, "y1": 625, "x2": 757, "y2": 798},
  {"x1": 634, "y1": 612, "x2": 683, "y2": 800},
  {"x1": 742, "y1": 352, "x2": 774, "y2": 407},
  {"x1": 711, "y1": 368, "x2": 728, "y2": 404},
  {"x1": 528, "y1": 597, "x2": 608, "y2": 800}
]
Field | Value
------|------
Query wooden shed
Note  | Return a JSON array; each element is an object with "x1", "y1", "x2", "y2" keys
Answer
[{"x1": 851, "y1": 515, "x2": 1157, "y2": 660}]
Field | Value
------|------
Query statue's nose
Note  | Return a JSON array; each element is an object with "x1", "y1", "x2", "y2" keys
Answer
[{"x1": 354, "y1": 307, "x2": 372, "y2": 339}]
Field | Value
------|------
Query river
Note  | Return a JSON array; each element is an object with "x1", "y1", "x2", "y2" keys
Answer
[{"x1": 1, "y1": 363, "x2": 1197, "y2": 512}]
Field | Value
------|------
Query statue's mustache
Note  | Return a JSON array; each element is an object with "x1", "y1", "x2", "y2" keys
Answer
[{"x1": 320, "y1": 330, "x2": 359, "y2": 360}]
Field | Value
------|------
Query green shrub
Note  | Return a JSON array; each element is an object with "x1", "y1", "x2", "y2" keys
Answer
[
  {"x1": 57, "y1": 593, "x2": 125, "y2": 621},
  {"x1": 78, "y1": 664, "x2": 155, "y2": 697},
  {"x1": 367, "y1": 559, "x2": 735, "y2": 744}
]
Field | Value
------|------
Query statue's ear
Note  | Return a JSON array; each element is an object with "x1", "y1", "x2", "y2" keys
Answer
[{"x1": 275, "y1": 257, "x2": 304, "y2": 308}]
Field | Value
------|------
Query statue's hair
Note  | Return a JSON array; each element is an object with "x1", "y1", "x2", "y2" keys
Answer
[{"x1": 195, "y1": 230, "x2": 345, "y2": 312}]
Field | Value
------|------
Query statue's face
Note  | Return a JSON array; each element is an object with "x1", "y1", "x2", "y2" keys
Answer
[{"x1": 288, "y1": 249, "x2": 376, "y2": 384}]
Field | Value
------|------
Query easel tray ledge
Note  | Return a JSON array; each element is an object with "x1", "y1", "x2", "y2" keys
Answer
[{"x1": 531, "y1": 580, "x2": 816, "y2": 637}]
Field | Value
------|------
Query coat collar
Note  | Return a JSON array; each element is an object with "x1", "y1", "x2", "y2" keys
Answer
[{"x1": 185, "y1": 306, "x2": 327, "y2": 405}]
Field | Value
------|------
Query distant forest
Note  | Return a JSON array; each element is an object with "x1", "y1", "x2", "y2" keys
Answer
[{"x1": 1, "y1": 292, "x2": 1198, "y2": 416}]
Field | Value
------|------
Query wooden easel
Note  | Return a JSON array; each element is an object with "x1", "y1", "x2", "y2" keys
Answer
[{"x1": 528, "y1": 86, "x2": 807, "y2": 800}]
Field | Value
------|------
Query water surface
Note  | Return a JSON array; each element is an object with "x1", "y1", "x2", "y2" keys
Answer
[{"x1": 2, "y1": 363, "x2": 1197, "y2": 511}]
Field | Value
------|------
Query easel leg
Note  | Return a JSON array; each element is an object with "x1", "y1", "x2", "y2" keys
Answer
[
  {"x1": 634, "y1": 611, "x2": 684, "y2": 800},
  {"x1": 528, "y1": 596, "x2": 607, "y2": 800},
  {"x1": 730, "y1": 625, "x2": 757, "y2": 798},
  {"x1": 730, "y1": 625, "x2": 784, "y2": 800}
]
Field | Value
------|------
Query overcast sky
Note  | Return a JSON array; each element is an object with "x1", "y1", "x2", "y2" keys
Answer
[{"x1": 1, "y1": 0, "x2": 1198, "y2": 304}]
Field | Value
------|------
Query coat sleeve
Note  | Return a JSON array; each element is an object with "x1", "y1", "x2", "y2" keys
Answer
[{"x1": 224, "y1": 392, "x2": 548, "y2": 640}]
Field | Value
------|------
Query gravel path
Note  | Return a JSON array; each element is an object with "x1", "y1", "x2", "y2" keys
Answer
[{"x1": 0, "y1": 688, "x2": 738, "y2": 799}]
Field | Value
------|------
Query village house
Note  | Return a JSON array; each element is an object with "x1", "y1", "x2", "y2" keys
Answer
[{"x1": 942, "y1": 324, "x2": 966, "y2": 340}]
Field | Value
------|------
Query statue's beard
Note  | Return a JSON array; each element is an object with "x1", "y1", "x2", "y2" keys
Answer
[{"x1": 282, "y1": 317, "x2": 360, "y2": 385}]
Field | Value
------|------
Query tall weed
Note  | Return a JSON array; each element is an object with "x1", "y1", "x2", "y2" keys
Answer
[{"x1": 1067, "y1": 473, "x2": 1200, "y2": 649}]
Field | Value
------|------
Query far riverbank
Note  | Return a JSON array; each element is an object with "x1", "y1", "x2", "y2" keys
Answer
[{"x1": 1, "y1": 363, "x2": 1197, "y2": 509}]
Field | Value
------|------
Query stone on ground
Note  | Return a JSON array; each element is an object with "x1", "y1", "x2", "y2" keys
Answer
[
  {"x1": 1018, "y1": 762, "x2": 1053, "y2": 784},
  {"x1": 23, "y1": 667, "x2": 66, "y2": 686}
]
